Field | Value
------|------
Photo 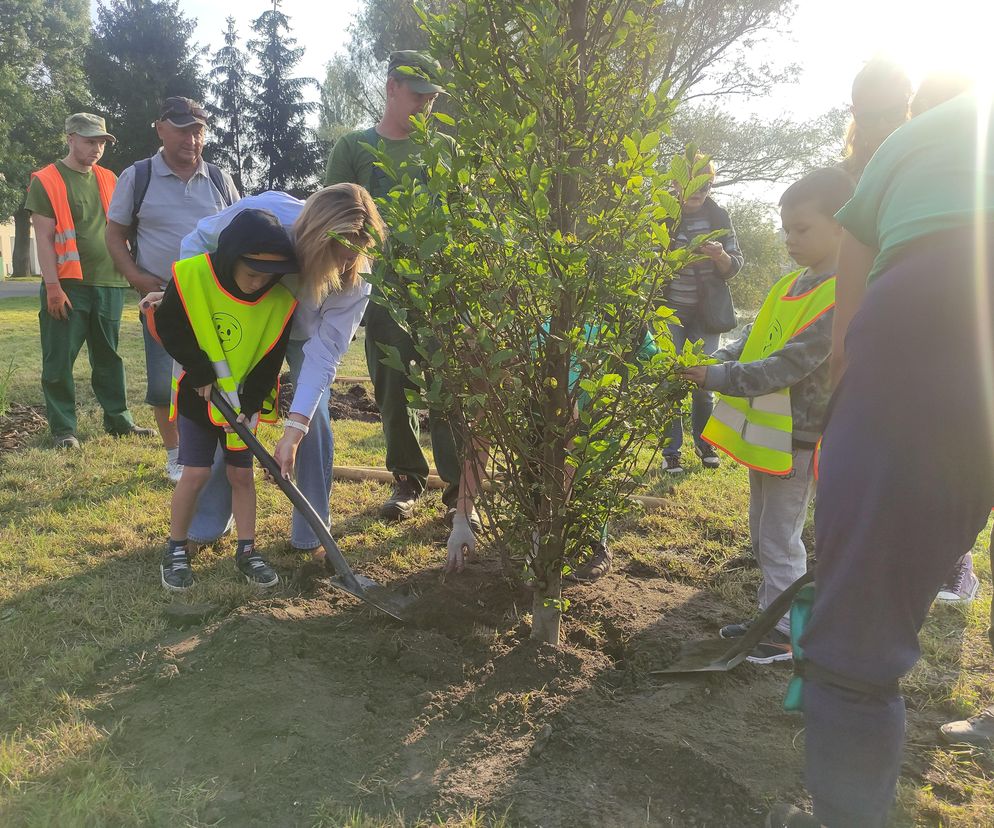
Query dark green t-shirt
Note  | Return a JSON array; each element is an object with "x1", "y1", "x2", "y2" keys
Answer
[
  {"x1": 25, "y1": 160, "x2": 128, "y2": 288},
  {"x1": 836, "y1": 93, "x2": 994, "y2": 284},
  {"x1": 323, "y1": 126, "x2": 455, "y2": 198}
]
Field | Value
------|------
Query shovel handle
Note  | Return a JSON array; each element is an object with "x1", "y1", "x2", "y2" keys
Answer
[{"x1": 209, "y1": 389, "x2": 361, "y2": 591}]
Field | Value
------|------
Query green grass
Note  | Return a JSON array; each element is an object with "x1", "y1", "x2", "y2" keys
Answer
[{"x1": 1, "y1": 295, "x2": 992, "y2": 825}]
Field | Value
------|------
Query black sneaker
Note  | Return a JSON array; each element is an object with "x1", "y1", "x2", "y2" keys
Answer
[
  {"x1": 565, "y1": 542, "x2": 612, "y2": 583},
  {"x1": 696, "y1": 444, "x2": 720, "y2": 469},
  {"x1": 379, "y1": 475, "x2": 423, "y2": 521},
  {"x1": 235, "y1": 549, "x2": 279, "y2": 588},
  {"x1": 765, "y1": 803, "x2": 821, "y2": 827},
  {"x1": 746, "y1": 628, "x2": 793, "y2": 664},
  {"x1": 663, "y1": 454, "x2": 684, "y2": 474},
  {"x1": 444, "y1": 506, "x2": 483, "y2": 534},
  {"x1": 719, "y1": 620, "x2": 751, "y2": 639},
  {"x1": 161, "y1": 547, "x2": 194, "y2": 592}
]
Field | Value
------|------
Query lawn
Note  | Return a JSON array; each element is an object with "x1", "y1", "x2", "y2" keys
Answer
[{"x1": 0, "y1": 294, "x2": 991, "y2": 826}]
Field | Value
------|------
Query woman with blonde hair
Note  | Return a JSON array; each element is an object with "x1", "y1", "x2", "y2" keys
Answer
[
  {"x1": 176, "y1": 183, "x2": 385, "y2": 558},
  {"x1": 841, "y1": 57, "x2": 912, "y2": 181}
]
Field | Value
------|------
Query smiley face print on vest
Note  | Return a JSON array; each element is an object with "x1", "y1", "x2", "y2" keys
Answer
[
  {"x1": 761, "y1": 318, "x2": 783, "y2": 358},
  {"x1": 213, "y1": 312, "x2": 243, "y2": 352}
]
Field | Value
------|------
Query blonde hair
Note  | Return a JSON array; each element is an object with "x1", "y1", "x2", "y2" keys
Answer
[{"x1": 293, "y1": 183, "x2": 386, "y2": 306}]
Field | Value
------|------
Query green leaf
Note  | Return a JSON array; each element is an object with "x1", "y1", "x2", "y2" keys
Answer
[{"x1": 433, "y1": 112, "x2": 456, "y2": 126}]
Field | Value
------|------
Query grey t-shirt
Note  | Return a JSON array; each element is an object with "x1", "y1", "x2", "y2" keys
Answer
[{"x1": 106, "y1": 150, "x2": 239, "y2": 282}]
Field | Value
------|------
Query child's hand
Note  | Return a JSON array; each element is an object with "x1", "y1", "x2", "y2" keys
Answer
[
  {"x1": 197, "y1": 384, "x2": 213, "y2": 401},
  {"x1": 678, "y1": 366, "x2": 708, "y2": 386}
]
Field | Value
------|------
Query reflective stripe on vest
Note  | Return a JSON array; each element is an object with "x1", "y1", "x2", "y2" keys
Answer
[
  {"x1": 168, "y1": 254, "x2": 297, "y2": 450},
  {"x1": 702, "y1": 269, "x2": 835, "y2": 475},
  {"x1": 29, "y1": 164, "x2": 116, "y2": 281}
]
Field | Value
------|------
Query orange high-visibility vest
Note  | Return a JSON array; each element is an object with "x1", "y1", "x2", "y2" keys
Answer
[{"x1": 29, "y1": 163, "x2": 116, "y2": 281}]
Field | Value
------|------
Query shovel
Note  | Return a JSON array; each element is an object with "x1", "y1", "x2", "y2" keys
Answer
[
  {"x1": 210, "y1": 389, "x2": 417, "y2": 622},
  {"x1": 651, "y1": 571, "x2": 814, "y2": 674}
]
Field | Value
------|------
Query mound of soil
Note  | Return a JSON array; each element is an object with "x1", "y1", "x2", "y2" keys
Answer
[
  {"x1": 89, "y1": 555, "x2": 807, "y2": 826},
  {"x1": 0, "y1": 403, "x2": 46, "y2": 454},
  {"x1": 279, "y1": 376, "x2": 381, "y2": 423}
]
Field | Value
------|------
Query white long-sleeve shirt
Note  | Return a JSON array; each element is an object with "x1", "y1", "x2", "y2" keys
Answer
[{"x1": 180, "y1": 191, "x2": 371, "y2": 420}]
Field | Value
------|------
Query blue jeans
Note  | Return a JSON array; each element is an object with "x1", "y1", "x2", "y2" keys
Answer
[
  {"x1": 285, "y1": 339, "x2": 334, "y2": 549},
  {"x1": 663, "y1": 310, "x2": 719, "y2": 457},
  {"x1": 186, "y1": 339, "x2": 334, "y2": 547},
  {"x1": 140, "y1": 311, "x2": 174, "y2": 407}
]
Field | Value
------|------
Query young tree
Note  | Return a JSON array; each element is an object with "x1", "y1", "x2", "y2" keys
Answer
[
  {"x1": 86, "y1": 0, "x2": 204, "y2": 173},
  {"x1": 372, "y1": 0, "x2": 710, "y2": 644},
  {"x1": 0, "y1": 0, "x2": 90, "y2": 276},
  {"x1": 246, "y1": 1, "x2": 320, "y2": 195},
  {"x1": 206, "y1": 17, "x2": 252, "y2": 195},
  {"x1": 318, "y1": 55, "x2": 370, "y2": 152}
]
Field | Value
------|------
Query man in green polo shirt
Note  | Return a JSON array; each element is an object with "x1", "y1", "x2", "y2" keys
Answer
[
  {"x1": 325, "y1": 50, "x2": 467, "y2": 525},
  {"x1": 26, "y1": 113, "x2": 150, "y2": 448}
]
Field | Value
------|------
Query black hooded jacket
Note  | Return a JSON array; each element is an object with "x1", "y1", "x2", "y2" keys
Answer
[{"x1": 154, "y1": 209, "x2": 295, "y2": 427}]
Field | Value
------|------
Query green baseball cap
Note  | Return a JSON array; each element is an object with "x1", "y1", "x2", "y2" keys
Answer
[
  {"x1": 387, "y1": 50, "x2": 446, "y2": 94},
  {"x1": 65, "y1": 113, "x2": 116, "y2": 144}
]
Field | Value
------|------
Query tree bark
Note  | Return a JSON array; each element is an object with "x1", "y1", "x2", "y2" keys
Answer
[
  {"x1": 530, "y1": 569, "x2": 562, "y2": 645},
  {"x1": 12, "y1": 208, "x2": 33, "y2": 277}
]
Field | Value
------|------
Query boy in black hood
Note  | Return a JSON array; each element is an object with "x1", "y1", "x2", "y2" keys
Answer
[{"x1": 154, "y1": 208, "x2": 299, "y2": 591}]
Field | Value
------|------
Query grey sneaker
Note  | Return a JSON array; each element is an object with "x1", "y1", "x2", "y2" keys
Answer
[
  {"x1": 719, "y1": 620, "x2": 751, "y2": 639},
  {"x1": 663, "y1": 454, "x2": 684, "y2": 474},
  {"x1": 235, "y1": 549, "x2": 279, "y2": 588},
  {"x1": 940, "y1": 706, "x2": 994, "y2": 746},
  {"x1": 766, "y1": 803, "x2": 821, "y2": 827},
  {"x1": 160, "y1": 546, "x2": 194, "y2": 592},
  {"x1": 746, "y1": 628, "x2": 793, "y2": 664},
  {"x1": 696, "y1": 444, "x2": 721, "y2": 468},
  {"x1": 936, "y1": 553, "x2": 980, "y2": 603},
  {"x1": 54, "y1": 433, "x2": 80, "y2": 450}
]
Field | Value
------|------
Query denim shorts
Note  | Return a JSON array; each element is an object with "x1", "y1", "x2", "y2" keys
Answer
[
  {"x1": 177, "y1": 414, "x2": 253, "y2": 469},
  {"x1": 140, "y1": 310, "x2": 175, "y2": 407}
]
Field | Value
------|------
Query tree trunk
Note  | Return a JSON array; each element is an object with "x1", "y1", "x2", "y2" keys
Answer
[
  {"x1": 12, "y1": 208, "x2": 33, "y2": 277},
  {"x1": 530, "y1": 569, "x2": 562, "y2": 645}
]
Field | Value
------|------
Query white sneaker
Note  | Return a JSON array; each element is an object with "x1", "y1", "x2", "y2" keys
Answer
[
  {"x1": 164, "y1": 458, "x2": 184, "y2": 484},
  {"x1": 936, "y1": 553, "x2": 980, "y2": 603}
]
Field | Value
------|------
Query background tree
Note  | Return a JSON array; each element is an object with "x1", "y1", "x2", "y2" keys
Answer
[
  {"x1": 373, "y1": 0, "x2": 710, "y2": 644},
  {"x1": 86, "y1": 0, "x2": 204, "y2": 174},
  {"x1": 331, "y1": 0, "x2": 844, "y2": 191},
  {"x1": 725, "y1": 198, "x2": 791, "y2": 312},
  {"x1": 205, "y1": 17, "x2": 252, "y2": 195},
  {"x1": 246, "y1": 1, "x2": 320, "y2": 195},
  {"x1": 0, "y1": 0, "x2": 90, "y2": 276},
  {"x1": 317, "y1": 55, "x2": 370, "y2": 153}
]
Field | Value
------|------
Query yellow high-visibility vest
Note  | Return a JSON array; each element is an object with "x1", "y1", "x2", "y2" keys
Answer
[
  {"x1": 168, "y1": 253, "x2": 296, "y2": 450},
  {"x1": 701, "y1": 270, "x2": 835, "y2": 474}
]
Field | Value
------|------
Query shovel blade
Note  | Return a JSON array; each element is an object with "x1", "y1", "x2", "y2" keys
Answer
[
  {"x1": 650, "y1": 637, "x2": 750, "y2": 674},
  {"x1": 327, "y1": 573, "x2": 419, "y2": 622}
]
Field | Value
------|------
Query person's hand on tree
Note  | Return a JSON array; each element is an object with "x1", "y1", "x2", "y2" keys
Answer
[
  {"x1": 698, "y1": 240, "x2": 726, "y2": 262},
  {"x1": 678, "y1": 365, "x2": 708, "y2": 386},
  {"x1": 445, "y1": 512, "x2": 476, "y2": 574},
  {"x1": 44, "y1": 282, "x2": 72, "y2": 321}
]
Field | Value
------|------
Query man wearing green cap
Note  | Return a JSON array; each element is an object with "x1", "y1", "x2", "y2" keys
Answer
[
  {"x1": 26, "y1": 114, "x2": 150, "y2": 448},
  {"x1": 325, "y1": 50, "x2": 475, "y2": 531}
]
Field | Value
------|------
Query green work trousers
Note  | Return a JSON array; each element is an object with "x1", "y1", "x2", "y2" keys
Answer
[
  {"x1": 38, "y1": 282, "x2": 135, "y2": 437},
  {"x1": 364, "y1": 299, "x2": 460, "y2": 506}
]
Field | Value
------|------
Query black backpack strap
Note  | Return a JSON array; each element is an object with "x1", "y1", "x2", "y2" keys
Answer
[
  {"x1": 129, "y1": 158, "x2": 153, "y2": 262},
  {"x1": 206, "y1": 162, "x2": 233, "y2": 207}
]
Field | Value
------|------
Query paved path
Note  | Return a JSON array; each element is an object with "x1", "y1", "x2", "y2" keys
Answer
[{"x1": 0, "y1": 281, "x2": 40, "y2": 299}]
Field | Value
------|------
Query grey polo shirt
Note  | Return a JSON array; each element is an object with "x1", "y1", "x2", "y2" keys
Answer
[{"x1": 107, "y1": 150, "x2": 239, "y2": 282}]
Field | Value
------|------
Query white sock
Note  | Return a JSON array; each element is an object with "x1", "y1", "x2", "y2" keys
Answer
[{"x1": 166, "y1": 447, "x2": 180, "y2": 463}]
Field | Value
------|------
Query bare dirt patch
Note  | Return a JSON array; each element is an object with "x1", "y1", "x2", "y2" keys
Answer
[
  {"x1": 0, "y1": 403, "x2": 46, "y2": 454},
  {"x1": 88, "y1": 554, "x2": 808, "y2": 826}
]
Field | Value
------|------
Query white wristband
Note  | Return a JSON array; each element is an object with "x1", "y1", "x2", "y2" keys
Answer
[{"x1": 283, "y1": 419, "x2": 309, "y2": 436}]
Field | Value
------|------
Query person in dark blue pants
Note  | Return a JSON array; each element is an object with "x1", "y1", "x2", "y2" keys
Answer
[{"x1": 767, "y1": 90, "x2": 994, "y2": 828}]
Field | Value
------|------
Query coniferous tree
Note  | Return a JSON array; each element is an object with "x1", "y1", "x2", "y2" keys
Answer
[
  {"x1": 86, "y1": 0, "x2": 204, "y2": 173},
  {"x1": 246, "y1": 1, "x2": 319, "y2": 195},
  {"x1": 206, "y1": 17, "x2": 251, "y2": 195}
]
